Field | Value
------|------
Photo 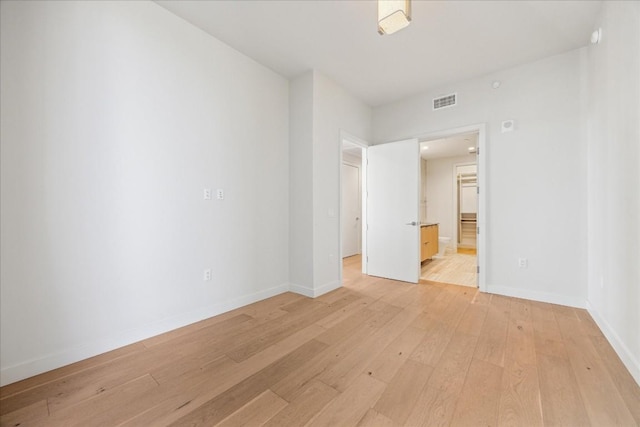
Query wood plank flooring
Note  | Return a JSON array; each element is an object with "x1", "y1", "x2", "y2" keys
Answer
[
  {"x1": 1, "y1": 255, "x2": 638, "y2": 427},
  {"x1": 421, "y1": 250, "x2": 477, "y2": 288}
]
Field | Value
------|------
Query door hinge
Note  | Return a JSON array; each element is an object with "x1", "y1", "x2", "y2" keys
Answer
[
  {"x1": 476, "y1": 186, "x2": 479, "y2": 194},
  {"x1": 477, "y1": 226, "x2": 480, "y2": 235},
  {"x1": 476, "y1": 147, "x2": 480, "y2": 156},
  {"x1": 477, "y1": 266, "x2": 480, "y2": 274}
]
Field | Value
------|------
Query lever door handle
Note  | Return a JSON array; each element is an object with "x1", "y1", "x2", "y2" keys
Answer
[{"x1": 405, "y1": 221, "x2": 418, "y2": 226}]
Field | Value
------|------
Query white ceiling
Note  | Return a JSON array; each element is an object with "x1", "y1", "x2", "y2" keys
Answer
[
  {"x1": 342, "y1": 143, "x2": 363, "y2": 159},
  {"x1": 156, "y1": 0, "x2": 601, "y2": 107},
  {"x1": 420, "y1": 132, "x2": 478, "y2": 160},
  {"x1": 341, "y1": 132, "x2": 477, "y2": 160}
]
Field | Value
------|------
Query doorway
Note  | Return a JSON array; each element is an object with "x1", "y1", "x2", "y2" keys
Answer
[
  {"x1": 340, "y1": 134, "x2": 368, "y2": 279},
  {"x1": 456, "y1": 163, "x2": 478, "y2": 254},
  {"x1": 342, "y1": 162, "x2": 361, "y2": 258},
  {"x1": 338, "y1": 124, "x2": 486, "y2": 291},
  {"x1": 418, "y1": 131, "x2": 479, "y2": 288}
]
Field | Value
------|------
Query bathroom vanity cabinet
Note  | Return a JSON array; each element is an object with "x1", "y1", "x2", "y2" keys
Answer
[{"x1": 421, "y1": 223, "x2": 439, "y2": 262}]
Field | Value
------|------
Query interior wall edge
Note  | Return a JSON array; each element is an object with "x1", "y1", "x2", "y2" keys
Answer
[
  {"x1": 288, "y1": 283, "x2": 315, "y2": 298},
  {"x1": 290, "y1": 280, "x2": 341, "y2": 299}
]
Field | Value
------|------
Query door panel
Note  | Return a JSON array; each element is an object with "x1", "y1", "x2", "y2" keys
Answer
[{"x1": 367, "y1": 139, "x2": 420, "y2": 283}]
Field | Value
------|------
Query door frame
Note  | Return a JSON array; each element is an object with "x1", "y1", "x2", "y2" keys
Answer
[
  {"x1": 339, "y1": 131, "x2": 369, "y2": 284},
  {"x1": 415, "y1": 123, "x2": 487, "y2": 292}
]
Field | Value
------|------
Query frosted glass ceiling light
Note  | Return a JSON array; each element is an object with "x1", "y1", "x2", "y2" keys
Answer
[{"x1": 378, "y1": 0, "x2": 411, "y2": 35}]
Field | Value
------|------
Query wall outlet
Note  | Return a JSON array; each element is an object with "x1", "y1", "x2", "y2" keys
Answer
[
  {"x1": 203, "y1": 269, "x2": 212, "y2": 281},
  {"x1": 518, "y1": 258, "x2": 528, "y2": 268},
  {"x1": 216, "y1": 189, "x2": 224, "y2": 200},
  {"x1": 203, "y1": 188, "x2": 212, "y2": 200}
]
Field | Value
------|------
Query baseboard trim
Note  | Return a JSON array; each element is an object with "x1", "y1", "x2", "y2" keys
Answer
[
  {"x1": 288, "y1": 283, "x2": 315, "y2": 298},
  {"x1": 289, "y1": 280, "x2": 342, "y2": 298},
  {"x1": 485, "y1": 285, "x2": 586, "y2": 309},
  {"x1": 586, "y1": 301, "x2": 640, "y2": 386},
  {"x1": 0, "y1": 283, "x2": 289, "y2": 387},
  {"x1": 313, "y1": 280, "x2": 342, "y2": 297}
]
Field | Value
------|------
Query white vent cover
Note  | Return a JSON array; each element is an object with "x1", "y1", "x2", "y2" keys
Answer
[{"x1": 433, "y1": 93, "x2": 457, "y2": 110}]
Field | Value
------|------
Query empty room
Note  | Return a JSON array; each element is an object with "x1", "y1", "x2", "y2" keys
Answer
[{"x1": 1, "y1": 1, "x2": 639, "y2": 426}]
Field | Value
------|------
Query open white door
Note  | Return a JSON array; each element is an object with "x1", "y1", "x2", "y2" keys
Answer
[{"x1": 367, "y1": 139, "x2": 420, "y2": 283}]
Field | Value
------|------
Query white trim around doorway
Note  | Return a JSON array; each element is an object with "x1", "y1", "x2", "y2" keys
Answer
[
  {"x1": 415, "y1": 123, "x2": 487, "y2": 292},
  {"x1": 339, "y1": 130, "x2": 370, "y2": 286}
]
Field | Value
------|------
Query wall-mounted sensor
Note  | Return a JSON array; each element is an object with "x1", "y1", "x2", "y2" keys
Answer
[
  {"x1": 492, "y1": 81, "x2": 501, "y2": 89},
  {"x1": 591, "y1": 28, "x2": 602, "y2": 44},
  {"x1": 501, "y1": 120, "x2": 515, "y2": 133}
]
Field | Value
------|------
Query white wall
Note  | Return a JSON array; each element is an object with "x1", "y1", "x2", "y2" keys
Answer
[
  {"x1": 313, "y1": 72, "x2": 371, "y2": 292},
  {"x1": 289, "y1": 71, "x2": 371, "y2": 297},
  {"x1": 289, "y1": 72, "x2": 314, "y2": 290},
  {"x1": 0, "y1": 1, "x2": 290, "y2": 386},
  {"x1": 425, "y1": 155, "x2": 476, "y2": 243},
  {"x1": 374, "y1": 49, "x2": 588, "y2": 307},
  {"x1": 586, "y1": 1, "x2": 640, "y2": 384}
]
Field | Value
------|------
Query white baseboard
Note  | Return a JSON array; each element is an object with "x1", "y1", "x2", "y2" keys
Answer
[
  {"x1": 586, "y1": 301, "x2": 640, "y2": 386},
  {"x1": 485, "y1": 285, "x2": 587, "y2": 308},
  {"x1": 314, "y1": 280, "x2": 342, "y2": 297},
  {"x1": 289, "y1": 280, "x2": 342, "y2": 298},
  {"x1": 0, "y1": 283, "x2": 289, "y2": 387},
  {"x1": 288, "y1": 283, "x2": 315, "y2": 298}
]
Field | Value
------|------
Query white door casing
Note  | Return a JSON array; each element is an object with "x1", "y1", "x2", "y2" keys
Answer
[{"x1": 366, "y1": 139, "x2": 420, "y2": 283}]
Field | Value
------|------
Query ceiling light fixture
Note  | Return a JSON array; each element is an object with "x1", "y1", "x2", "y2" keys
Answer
[{"x1": 378, "y1": 0, "x2": 411, "y2": 35}]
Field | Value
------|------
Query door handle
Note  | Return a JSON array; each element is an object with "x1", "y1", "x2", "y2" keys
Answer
[{"x1": 405, "y1": 221, "x2": 418, "y2": 226}]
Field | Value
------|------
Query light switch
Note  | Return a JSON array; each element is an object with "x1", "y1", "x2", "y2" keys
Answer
[
  {"x1": 204, "y1": 188, "x2": 212, "y2": 200},
  {"x1": 216, "y1": 189, "x2": 224, "y2": 200}
]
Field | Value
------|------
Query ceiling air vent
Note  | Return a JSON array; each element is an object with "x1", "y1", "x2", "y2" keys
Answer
[{"x1": 433, "y1": 93, "x2": 457, "y2": 110}]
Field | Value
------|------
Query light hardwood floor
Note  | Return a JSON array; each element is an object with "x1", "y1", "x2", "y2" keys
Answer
[
  {"x1": 1, "y1": 256, "x2": 639, "y2": 426},
  {"x1": 421, "y1": 249, "x2": 477, "y2": 288}
]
